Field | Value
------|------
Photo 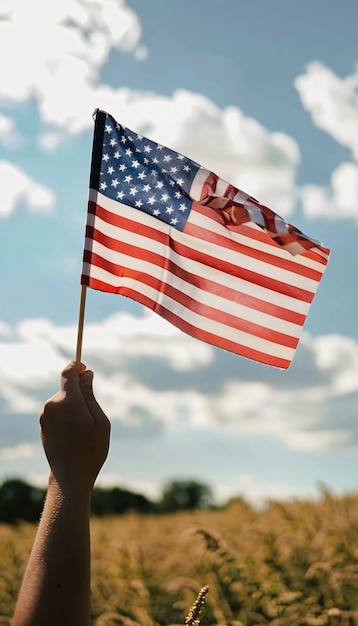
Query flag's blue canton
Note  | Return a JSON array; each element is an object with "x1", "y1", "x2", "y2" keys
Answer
[{"x1": 97, "y1": 114, "x2": 201, "y2": 232}]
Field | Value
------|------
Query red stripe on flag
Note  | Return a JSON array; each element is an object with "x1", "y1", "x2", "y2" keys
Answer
[
  {"x1": 83, "y1": 249, "x2": 300, "y2": 349},
  {"x1": 88, "y1": 201, "x2": 316, "y2": 304},
  {"x1": 88, "y1": 200, "x2": 168, "y2": 245},
  {"x1": 186, "y1": 206, "x2": 324, "y2": 281},
  {"x1": 193, "y1": 202, "x2": 329, "y2": 265},
  {"x1": 85, "y1": 225, "x2": 307, "y2": 326},
  {"x1": 82, "y1": 273, "x2": 292, "y2": 369}
]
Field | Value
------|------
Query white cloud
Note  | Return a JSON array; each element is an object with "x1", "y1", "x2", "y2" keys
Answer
[
  {"x1": 0, "y1": 161, "x2": 56, "y2": 217},
  {"x1": 27, "y1": 473, "x2": 50, "y2": 488},
  {"x1": 295, "y1": 62, "x2": 358, "y2": 223},
  {"x1": 16, "y1": 311, "x2": 213, "y2": 371},
  {"x1": 285, "y1": 430, "x2": 350, "y2": 451},
  {"x1": 53, "y1": 87, "x2": 296, "y2": 215},
  {"x1": 295, "y1": 61, "x2": 358, "y2": 160},
  {"x1": 0, "y1": 322, "x2": 65, "y2": 413},
  {"x1": 214, "y1": 473, "x2": 319, "y2": 507},
  {"x1": 0, "y1": 313, "x2": 358, "y2": 453},
  {"x1": 301, "y1": 161, "x2": 358, "y2": 222},
  {"x1": 119, "y1": 91, "x2": 300, "y2": 215},
  {"x1": 0, "y1": 443, "x2": 34, "y2": 461},
  {"x1": 0, "y1": 1, "x2": 299, "y2": 215},
  {"x1": 37, "y1": 130, "x2": 66, "y2": 152},
  {"x1": 3, "y1": 3, "x2": 354, "y2": 227},
  {"x1": 31, "y1": 82, "x2": 300, "y2": 215},
  {"x1": 0, "y1": 113, "x2": 21, "y2": 148},
  {"x1": 0, "y1": 321, "x2": 11, "y2": 337},
  {"x1": 96, "y1": 473, "x2": 161, "y2": 500},
  {"x1": 0, "y1": 0, "x2": 144, "y2": 107},
  {"x1": 134, "y1": 45, "x2": 148, "y2": 62},
  {"x1": 0, "y1": 0, "x2": 147, "y2": 142},
  {"x1": 312, "y1": 333, "x2": 358, "y2": 394},
  {"x1": 0, "y1": 311, "x2": 213, "y2": 416},
  {"x1": 95, "y1": 373, "x2": 210, "y2": 431},
  {"x1": 213, "y1": 329, "x2": 358, "y2": 451}
]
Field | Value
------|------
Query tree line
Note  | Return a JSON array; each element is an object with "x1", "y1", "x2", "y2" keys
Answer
[{"x1": 0, "y1": 477, "x2": 215, "y2": 524}]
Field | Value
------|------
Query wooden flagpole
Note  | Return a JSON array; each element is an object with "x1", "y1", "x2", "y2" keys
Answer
[
  {"x1": 75, "y1": 109, "x2": 101, "y2": 372},
  {"x1": 75, "y1": 284, "x2": 87, "y2": 370}
]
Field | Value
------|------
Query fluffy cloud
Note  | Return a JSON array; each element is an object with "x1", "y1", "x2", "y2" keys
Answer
[
  {"x1": 36, "y1": 130, "x2": 67, "y2": 152},
  {"x1": 296, "y1": 62, "x2": 358, "y2": 223},
  {"x1": 0, "y1": 0, "x2": 147, "y2": 143},
  {"x1": 295, "y1": 61, "x2": 358, "y2": 160},
  {"x1": 0, "y1": 312, "x2": 357, "y2": 452},
  {"x1": 215, "y1": 474, "x2": 318, "y2": 507},
  {"x1": 0, "y1": 443, "x2": 34, "y2": 461},
  {"x1": 35, "y1": 85, "x2": 299, "y2": 214},
  {"x1": 0, "y1": 161, "x2": 56, "y2": 217},
  {"x1": 300, "y1": 161, "x2": 358, "y2": 222},
  {"x1": 2, "y1": 4, "x2": 354, "y2": 225},
  {"x1": 0, "y1": 0, "x2": 144, "y2": 107},
  {"x1": 0, "y1": 113, "x2": 21, "y2": 148},
  {"x1": 112, "y1": 90, "x2": 300, "y2": 215},
  {"x1": 0, "y1": 1, "x2": 300, "y2": 216}
]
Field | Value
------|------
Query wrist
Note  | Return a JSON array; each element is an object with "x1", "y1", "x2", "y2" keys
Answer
[{"x1": 47, "y1": 472, "x2": 93, "y2": 507}]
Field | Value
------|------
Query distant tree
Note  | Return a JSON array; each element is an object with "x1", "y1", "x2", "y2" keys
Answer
[
  {"x1": 159, "y1": 480, "x2": 214, "y2": 512},
  {"x1": 0, "y1": 479, "x2": 46, "y2": 524},
  {"x1": 91, "y1": 486, "x2": 154, "y2": 516}
]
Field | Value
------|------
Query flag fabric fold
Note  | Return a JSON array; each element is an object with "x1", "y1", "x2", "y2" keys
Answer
[{"x1": 81, "y1": 109, "x2": 330, "y2": 369}]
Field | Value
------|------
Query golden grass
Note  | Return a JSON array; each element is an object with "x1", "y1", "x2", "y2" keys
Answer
[{"x1": 2, "y1": 491, "x2": 358, "y2": 625}]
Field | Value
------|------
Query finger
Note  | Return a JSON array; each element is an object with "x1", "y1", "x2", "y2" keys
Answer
[
  {"x1": 79, "y1": 371, "x2": 110, "y2": 430},
  {"x1": 60, "y1": 360, "x2": 86, "y2": 395}
]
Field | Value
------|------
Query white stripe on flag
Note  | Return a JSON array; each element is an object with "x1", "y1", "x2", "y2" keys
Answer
[
  {"x1": 84, "y1": 236, "x2": 303, "y2": 338},
  {"x1": 214, "y1": 178, "x2": 230, "y2": 196},
  {"x1": 87, "y1": 196, "x2": 313, "y2": 315},
  {"x1": 189, "y1": 167, "x2": 210, "y2": 200},
  {"x1": 189, "y1": 208, "x2": 325, "y2": 272},
  {"x1": 82, "y1": 261, "x2": 296, "y2": 362}
]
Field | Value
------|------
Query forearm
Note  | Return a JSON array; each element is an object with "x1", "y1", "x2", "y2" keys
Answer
[
  {"x1": 12, "y1": 361, "x2": 110, "y2": 625},
  {"x1": 12, "y1": 475, "x2": 92, "y2": 626}
]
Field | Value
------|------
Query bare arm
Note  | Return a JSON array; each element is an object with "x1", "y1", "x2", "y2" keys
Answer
[{"x1": 12, "y1": 361, "x2": 110, "y2": 626}]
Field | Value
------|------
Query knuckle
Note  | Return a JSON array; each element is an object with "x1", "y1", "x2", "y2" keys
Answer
[
  {"x1": 44, "y1": 398, "x2": 56, "y2": 413},
  {"x1": 39, "y1": 410, "x2": 45, "y2": 427},
  {"x1": 40, "y1": 396, "x2": 62, "y2": 422},
  {"x1": 40, "y1": 399, "x2": 54, "y2": 423}
]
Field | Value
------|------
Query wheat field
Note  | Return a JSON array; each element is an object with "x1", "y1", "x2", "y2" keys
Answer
[{"x1": 2, "y1": 490, "x2": 358, "y2": 625}]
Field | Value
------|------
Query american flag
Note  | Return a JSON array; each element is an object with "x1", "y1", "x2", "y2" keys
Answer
[{"x1": 81, "y1": 110, "x2": 330, "y2": 369}]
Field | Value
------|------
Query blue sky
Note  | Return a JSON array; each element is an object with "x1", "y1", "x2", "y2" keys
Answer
[{"x1": 0, "y1": 0, "x2": 358, "y2": 505}]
